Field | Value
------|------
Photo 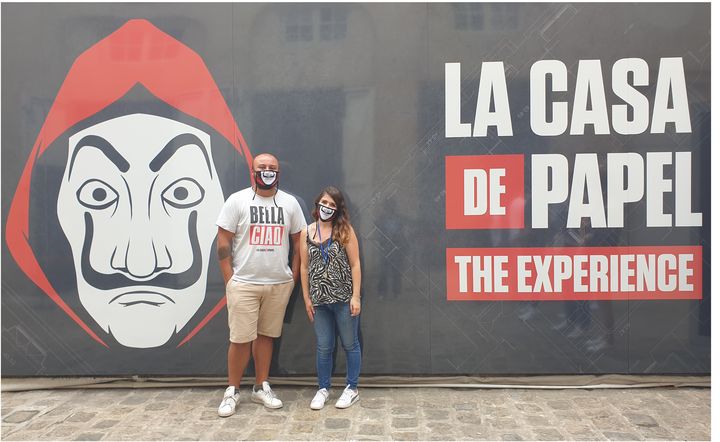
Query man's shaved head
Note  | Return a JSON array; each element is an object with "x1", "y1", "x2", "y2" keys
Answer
[{"x1": 253, "y1": 153, "x2": 279, "y2": 170}]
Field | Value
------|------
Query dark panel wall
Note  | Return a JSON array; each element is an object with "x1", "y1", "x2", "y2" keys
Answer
[{"x1": 2, "y1": 3, "x2": 710, "y2": 376}]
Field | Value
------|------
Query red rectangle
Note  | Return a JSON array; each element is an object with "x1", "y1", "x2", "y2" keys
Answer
[
  {"x1": 249, "y1": 225, "x2": 285, "y2": 246},
  {"x1": 446, "y1": 246, "x2": 703, "y2": 301},
  {"x1": 446, "y1": 155, "x2": 525, "y2": 229}
]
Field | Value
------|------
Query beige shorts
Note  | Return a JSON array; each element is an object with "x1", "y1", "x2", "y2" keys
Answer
[{"x1": 226, "y1": 279, "x2": 294, "y2": 343}]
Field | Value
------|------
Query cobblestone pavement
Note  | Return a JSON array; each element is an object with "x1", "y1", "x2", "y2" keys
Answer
[{"x1": 0, "y1": 386, "x2": 710, "y2": 441}]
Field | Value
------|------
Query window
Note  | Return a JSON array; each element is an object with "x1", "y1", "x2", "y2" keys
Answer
[
  {"x1": 285, "y1": 7, "x2": 314, "y2": 42},
  {"x1": 454, "y1": 4, "x2": 485, "y2": 31},
  {"x1": 284, "y1": 5, "x2": 348, "y2": 42},
  {"x1": 319, "y1": 6, "x2": 348, "y2": 41},
  {"x1": 454, "y1": 4, "x2": 520, "y2": 31},
  {"x1": 490, "y1": 3, "x2": 519, "y2": 30}
]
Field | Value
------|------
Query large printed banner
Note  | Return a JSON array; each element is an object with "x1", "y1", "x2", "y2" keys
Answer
[
  {"x1": 443, "y1": 58, "x2": 704, "y2": 301},
  {"x1": 1, "y1": 3, "x2": 710, "y2": 376},
  {"x1": 447, "y1": 247, "x2": 702, "y2": 301}
]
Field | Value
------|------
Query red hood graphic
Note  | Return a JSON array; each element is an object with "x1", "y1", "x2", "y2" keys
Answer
[{"x1": 5, "y1": 19, "x2": 252, "y2": 347}]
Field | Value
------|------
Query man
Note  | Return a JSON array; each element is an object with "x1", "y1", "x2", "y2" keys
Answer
[{"x1": 215, "y1": 153, "x2": 306, "y2": 417}]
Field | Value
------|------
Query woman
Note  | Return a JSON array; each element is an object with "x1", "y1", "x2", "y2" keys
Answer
[{"x1": 300, "y1": 186, "x2": 362, "y2": 410}]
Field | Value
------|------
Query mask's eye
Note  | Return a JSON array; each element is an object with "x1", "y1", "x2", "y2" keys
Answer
[
  {"x1": 161, "y1": 178, "x2": 205, "y2": 209},
  {"x1": 76, "y1": 179, "x2": 119, "y2": 210}
]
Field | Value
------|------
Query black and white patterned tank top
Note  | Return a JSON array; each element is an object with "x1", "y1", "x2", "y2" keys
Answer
[{"x1": 307, "y1": 225, "x2": 353, "y2": 306}]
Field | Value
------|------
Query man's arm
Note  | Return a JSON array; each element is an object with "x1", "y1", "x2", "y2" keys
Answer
[
  {"x1": 217, "y1": 227, "x2": 235, "y2": 285},
  {"x1": 290, "y1": 231, "x2": 302, "y2": 284}
]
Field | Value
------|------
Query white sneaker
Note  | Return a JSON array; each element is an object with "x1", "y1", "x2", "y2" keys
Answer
[
  {"x1": 218, "y1": 386, "x2": 240, "y2": 417},
  {"x1": 310, "y1": 388, "x2": 330, "y2": 410},
  {"x1": 335, "y1": 385, "x2": 359, "y2": 409},
  {"x1": 251, "y1": 381, "x2": 283, "y2": 409}
]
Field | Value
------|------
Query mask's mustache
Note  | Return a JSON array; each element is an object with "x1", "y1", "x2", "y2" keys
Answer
[{"x1": 80, "y1": 211, "x2": 202, "y2": 290}]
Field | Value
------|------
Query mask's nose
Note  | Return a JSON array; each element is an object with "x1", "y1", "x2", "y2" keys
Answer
[{"x1": 112, "y1": 216, "x2": 171, "y2": 279}]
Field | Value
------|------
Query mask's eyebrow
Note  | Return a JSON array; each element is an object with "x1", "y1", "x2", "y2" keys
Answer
[
  {"x1": 69, "y1": 135, "x2": 130, "y2": 179},
  {"x1": 149, "y1": 133, "x2": 212, "y2": 178}
]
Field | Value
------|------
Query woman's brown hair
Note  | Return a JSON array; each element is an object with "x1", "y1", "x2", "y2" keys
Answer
[{"x1": 312, "y1": 186, "x2": 352, "y2": 245}]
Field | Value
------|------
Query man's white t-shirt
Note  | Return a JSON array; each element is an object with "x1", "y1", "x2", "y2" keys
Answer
[{"x1": 216, "y1": 188, "x2": 306, "y2": 284}]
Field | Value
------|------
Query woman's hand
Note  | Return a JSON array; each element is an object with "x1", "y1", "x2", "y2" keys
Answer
[
  {"x1": 350, "y1": 296, "x2": 361, "y2": 316},
  {"x1": 304, "y1": 297, "x2": 315, "y2": 322}
]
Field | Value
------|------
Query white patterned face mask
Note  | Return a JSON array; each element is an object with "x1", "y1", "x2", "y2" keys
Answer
[
  {"x1": 254, "y1": 170, "x2": 278, "y2": 189},
  {"x1": 318, "y1": 204, "x2": 336, "y2": 221}
]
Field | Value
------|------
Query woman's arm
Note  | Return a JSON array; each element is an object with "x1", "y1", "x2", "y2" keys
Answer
[{"x1": 345, "y1": 225, "x2": 362, "y2": 316}]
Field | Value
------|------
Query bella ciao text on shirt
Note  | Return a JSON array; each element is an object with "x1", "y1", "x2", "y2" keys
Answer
[
  {"x1": 249, "y1": 205, "x2": 286, "y2": 247},
  {"x1": 443, "y1": 57, "x2": 703, "y2": 301}
]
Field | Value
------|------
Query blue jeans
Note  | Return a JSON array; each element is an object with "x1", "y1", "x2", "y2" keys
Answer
[{"x1": 313, "y1": 302, "x2": 361, "y2": 390}]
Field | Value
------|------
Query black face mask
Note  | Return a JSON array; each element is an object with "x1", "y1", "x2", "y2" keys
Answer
[{"x1": 254, "y1": 170, "x2": 278, "y2": 190}]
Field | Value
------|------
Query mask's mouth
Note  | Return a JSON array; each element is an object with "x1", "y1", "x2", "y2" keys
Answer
[
  {"x1": 80, "y1": 211, "x2": 202, "y2": 291},
  {"x1": 109, "y1": 290, "x2": 175, "y2": 307},
  {"x1": 260, "y1": 170, "x2": 276, "y2": 185},
  {"x1": 318, "y1": 204, "x2": 336, "y2": 221},
  {"x1": 254, "y1": 170, "x2": 278, "y2": 189}
]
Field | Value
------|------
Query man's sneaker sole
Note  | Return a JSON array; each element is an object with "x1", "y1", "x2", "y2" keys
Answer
[
  {"x1": 335, "y1": 394, "x2": 359, "y2": 409},
  {"x1": 251, "y1": 395, "x2": 283, "y2": 409},
  {"x1": 218, "y1": 408, "x2": 235, "y2": 418},
  {"x1": 218, "y1": 396, "x2": 239, "y2": 417}
]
